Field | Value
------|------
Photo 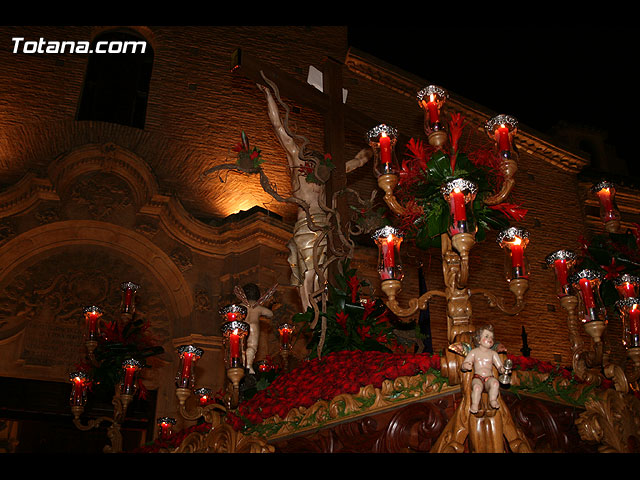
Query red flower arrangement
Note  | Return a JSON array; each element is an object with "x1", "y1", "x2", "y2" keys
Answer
[{"x1": 228, "y1": 350, "x2": 442, "y2": 429}]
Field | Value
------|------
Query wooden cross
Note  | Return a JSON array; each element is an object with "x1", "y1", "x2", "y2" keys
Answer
[{"x1": 230, "y1": 48, "x2": 381, "y2": 216}]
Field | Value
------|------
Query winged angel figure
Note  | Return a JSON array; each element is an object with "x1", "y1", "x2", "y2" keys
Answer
[{"x1": 234, "y1": 283, "x2": 278, "y2": 374}]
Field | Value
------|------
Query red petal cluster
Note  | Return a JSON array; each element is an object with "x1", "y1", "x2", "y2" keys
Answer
[{"x1": 232, "y1": 350, "x2": 441, "y2": 427}]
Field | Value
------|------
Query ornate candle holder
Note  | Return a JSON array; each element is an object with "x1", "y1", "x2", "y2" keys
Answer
[
  {"x1": 157, "y1": 417, "x2": 176, "y2": 440},
  {"x1": 417, "y1": 84, "x2": 448, "y2": 147},
  {"x1": 591, "y1": 180, "x2": 621, "y2": 233},
  {"x1": 120, "y1": 281, "x2": 139, "y2": 316},
  {"x1": 483, "y1": 115, "x2": 520, "y2": 206},
  {"x1": 82, "y1": 305, "x2": 103, "y2": 358},
  {"x1": 545, "y1": 249, "x2": 577, "y2": 298},
  {"x1": 220, "y1": 305, "x2": 250, "y2": 409},
  {"x1": 614, "y1": 274, "x2": 640, "y2": 299},
  {"x1": 367, "y1": 123, "x2": 398, "y2": 176},
  {"x1": 174, "y1": 345, "x2": 204, "y2": 405},
  {"x1": 497, "y1": 228, "x2": 530, "y2": 302},
  {"x1": 278, "y1": 322, "x2": 295, "y2": 371}
]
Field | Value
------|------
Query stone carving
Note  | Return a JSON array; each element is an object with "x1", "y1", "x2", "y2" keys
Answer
[{"x1": 69, "y1": 174, "x2": 132, "y2": 220}]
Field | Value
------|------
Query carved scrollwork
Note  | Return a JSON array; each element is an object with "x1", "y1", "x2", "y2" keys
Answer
[{"x1": 575, "y1": 389, "x2": 640, "y2": 453}]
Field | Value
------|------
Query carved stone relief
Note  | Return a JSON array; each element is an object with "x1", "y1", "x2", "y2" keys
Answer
[{"x1": 66, "y1": 173, "x2": 134, "y2": 221}]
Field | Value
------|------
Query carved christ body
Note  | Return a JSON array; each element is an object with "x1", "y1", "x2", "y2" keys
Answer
[{"x1": 258, "y1": 83, "x2": 328, "y2": 312}]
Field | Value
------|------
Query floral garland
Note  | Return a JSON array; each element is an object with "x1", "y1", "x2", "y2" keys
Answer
[{"x1": 390, "y1": 114, "x2": 527, "y2": 249}]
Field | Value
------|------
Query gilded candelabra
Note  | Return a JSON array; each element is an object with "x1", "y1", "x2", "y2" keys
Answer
[
  {"x1": 69, "y1": 283, "x2": 146, "y2": 454},
  {"x1": 546, "y1": 181, "x2": 640, "y2": 392},
  {"x1": 368, "y1": 86, "x2": 534, "y2": 453},
  {"x1": 369, "y1": 87, "x2": 528, "y2": 344}
]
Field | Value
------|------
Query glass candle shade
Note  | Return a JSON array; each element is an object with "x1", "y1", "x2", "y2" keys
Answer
[
  {"x1": 82, "y1": 305, "x2": 103, "y2": 342},
  {"x1": 278, "y1": 323, "x2": 295, "y2": 351},
  {"x1": 366, "y1": 124, "x2": 398, "y2": 175},
  {"x1": 485, "y1": 114, "x2": 518, "y2": 159},
  {"x1": 120, "y1": 281, "x2": 140, "y2": 314},
  {"x1": 194, "y1": 387, "x2": 213, "y2": 406},
  {"x1": 545, "y1": 250, "x2": 577, "y2": 297},
  {"x1": 121, "y1": 358, "x2": 143, "y2": 395},
  {"x1": 441, "y1": 179, "x2": 478, "y2": 236},
  {"x1": 497, "y1": 227, "x2": 530, "y2": 282},
  {"x1": 616, "y1": 297, "x2": 640, "y2": 348},
  {"x1": 157, "y1": 417, "x2": 176, "y2": 440},
  {"x1": 372, "y1": 226, "x2": 404, "y2": 282},
  {"x1": 221, "y1": 320, "x2": 250, "y2": 369},
  {"x1": 569, "y1": 269, "x2": 606, "y2": 323},
  {"x1": 416, "y1": 85, "x2": 448, "y2": 133},
  {"x1": 614, "y1": 274, "x2": 640, "y2": 299},
  {"x1": 69, "y1": 371, "x2": 90, "y2": 407},
  {"x1": 175, "y1": 345, "x2": 204, "y2": 389},
  {"x1": 219, "y1": 304, "x2": 247, "y2": 324},
  {"x1": 591, "y1": 180, "x2": 621, "y2": 225}
]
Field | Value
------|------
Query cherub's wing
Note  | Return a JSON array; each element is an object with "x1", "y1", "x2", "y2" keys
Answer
[
  {"x1": 256, "y1": 283, "x2": 278, "y2": 306},
  {"x1": 449, "y1": 342, "x2": 472, "y2": 357},
  {"x1": 233, "y1": 285, "x2": 249, "y2": 305},
  {"x1": 492, "y1": 342, "x2": 508, "y2": 353}
]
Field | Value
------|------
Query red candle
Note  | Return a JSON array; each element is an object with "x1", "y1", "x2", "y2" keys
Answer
[
  {"x1": 71, "y1": 377, "x2": 85, "y2": 404},
  {"x1": 496, "y1": 125, "x2": 511, "y2": 152},
  {"x1": 280, "y1": 327, "x2": 291, "y2": 346},
  {"x1": 380, "y1": 132, "x2": 392, "y2": 164},
  {"x1": 630, "y1": 305, "x2": 640, "y2": 335},
  {"x1": 554, "y1": 258, "x2": 569, "y2": 286},
  {"x1": 86, "y1": 312, "x2": 100, "y2": 337},
  {"x1": 180, "y1": 352, "x2": 193, "y2": 383},
  {"x1": 425, "y1": 95, "x2": 439, "y2": 125},
  {"x1": 510, "y1": 239, "x2": 524, "y2": 269},
  {"x1": 596, "y1": 188, "x2": 617, "y2": 221},
  {"x1": 159, "y1": 421, "x2": 171, "y2": 438},
  {"x1": 449, "y1": 189, "x2": 467, "y2": 222},
  {"x1": 123, "y1": 365, "x2": 137, "y2": 390},
  {"x1": 229, "y1": 330, "x2": 240, "y2": 359},
  {"x1": 579, "y1": 278, "x2": 596, "y2": 309},
  {"x1": 383, "y1": 234, "x2": 396, "y2": 269},
  {"x1": 124, "y1": 288, "x2": 132, "y2": 309},
  {"x1": 617, "y1": 282, "x2": 636, "y2": 298}
]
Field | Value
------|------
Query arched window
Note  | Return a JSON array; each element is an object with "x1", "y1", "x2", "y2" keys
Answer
[{"x1": 77, "y1": 29, "x2": 153, "y2": 129}]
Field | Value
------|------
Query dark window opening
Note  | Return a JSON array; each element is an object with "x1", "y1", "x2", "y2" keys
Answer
[{"x1": 77, "y1": 30, "x2": 154, "y2": 129}]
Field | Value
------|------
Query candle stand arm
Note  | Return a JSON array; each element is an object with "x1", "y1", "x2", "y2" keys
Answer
[
  {"x1": 470, "y1": 278, "x2": 528, "y2": 316},
  {"x1": 71, "y1": 389, "x2": 132, "y2": 453},
  {"x1": 176, "y1": 388, "x2": 228, "y2": 424}
]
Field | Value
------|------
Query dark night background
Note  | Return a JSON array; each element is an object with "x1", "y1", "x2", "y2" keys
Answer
[{"x1": 347, "y1": 25, "x2": 635, "y2": 175}]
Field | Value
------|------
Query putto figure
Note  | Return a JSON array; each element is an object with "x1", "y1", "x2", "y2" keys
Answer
[
  {"x1": 234, "y1": 283, "x2": 277, "y2": 374},
  {"x1": 458, "y1": 325, "x2": 506, "y2": 414}
]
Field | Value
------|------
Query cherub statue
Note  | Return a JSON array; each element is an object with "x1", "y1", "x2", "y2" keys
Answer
[
  {"x1": 234, "y1": 283, "x2": 278, "y2": 374},
  {"x1": 450, "y1": 324, "x2": 506, "y2": 415}
]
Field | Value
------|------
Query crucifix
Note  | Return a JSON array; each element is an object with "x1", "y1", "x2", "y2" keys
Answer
[{"x1": 230, "y1": 49, "x2": 380, "y2": 312}]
